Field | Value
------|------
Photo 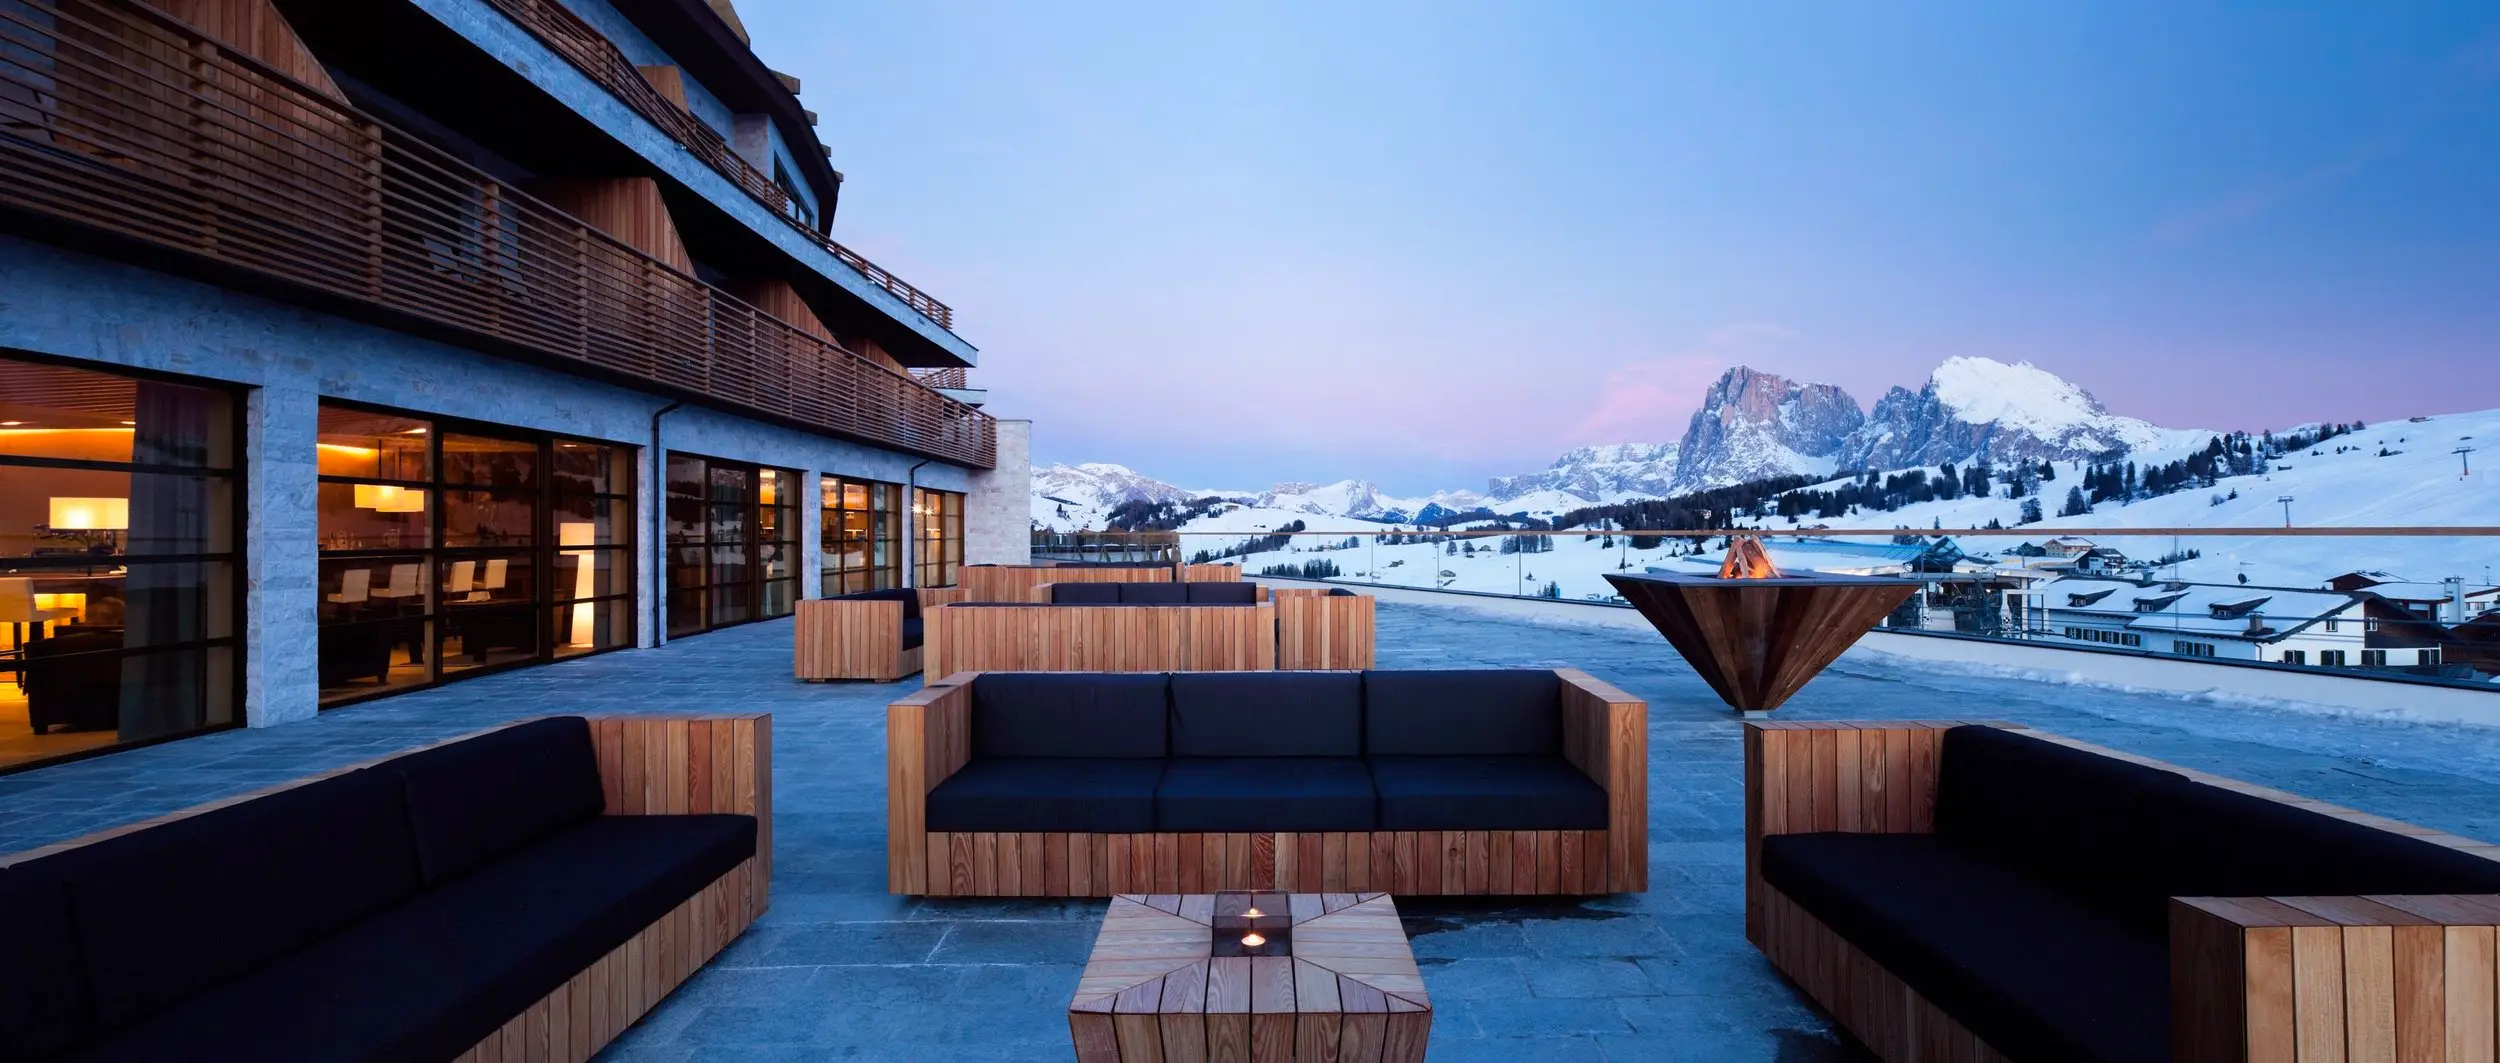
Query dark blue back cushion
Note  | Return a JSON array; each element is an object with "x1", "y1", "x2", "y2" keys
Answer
[
  {"x1": 1363, "y1": 670, "x2": 1560, "y2": 756},
  {"x1": 1171, "y1": 672, "x2": 1362, "y2": 757},
  {"x1": 391, "y1": 717, "x2": 607, "y2": 887},
  {"x1": 971, "y1": 673, "x2": 1169, "y2": 758},
  {"x1": 1185, "y1": 582, "x2": 1259, "y2": 604},
  {"x1": 1935, "y1": 725, "x2": 2176, "y2": 929},
  {"x1": 1120, "y1": 583, "x2": 1189, "y2": 604},
  {"x1": 2142, "y1": 771, "x2": 2500, "y2": 911},
  {"x1": 0, "y1": 864, "x2": 92, "y2": 1059},
  {"x1": 1937, "y1": 725, "x2": 2500, "y2": 933},
  {"x1": 47, "y1": 767, "x2": 423, "y2": 1030},
  {"x1": 1050, "y1": 582, "x2": 1122, "y2": 604}
]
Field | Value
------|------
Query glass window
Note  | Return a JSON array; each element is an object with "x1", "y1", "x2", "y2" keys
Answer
[
  {"x1": 666, "y1": 453, "x2": 797, "y2": 637},
  {"x1": 913, "y1": 487, "x2": 964, "y2": 588},
  {"x1": 316, "y1": 404, "x2": 634, "y2": 706},
  {"x1": 821, "y1": 475, "x2": 901, "y2": 596},
  {"x1": 0, "y1": 353, "x2": 240, "y2": 773}
]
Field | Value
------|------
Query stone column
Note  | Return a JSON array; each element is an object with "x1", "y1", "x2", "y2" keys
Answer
[
  {"x1": 797, "y1": 467, "x2": 822, "y2": 599},
  {"x1": 246, "y1": 385, "x2": 320, "y2": 727},
  {"x1": 964, "y1": 419, "x2": 1032, "y2": 566}
]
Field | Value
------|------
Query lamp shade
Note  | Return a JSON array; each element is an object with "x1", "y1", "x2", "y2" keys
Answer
[
  {"x1": 352, "y1": 484, "x2": 426, "y2": 513},
  {"x1": 48, "y1": 497, "x2": 128, "y2": 530}
]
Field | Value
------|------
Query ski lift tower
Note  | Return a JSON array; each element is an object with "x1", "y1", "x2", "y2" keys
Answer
[
  {"x1": 2277, "y1": 495, "x2": 2296, "y2": 528},
  {"x1": 2457, "y1": 446, "x2": 2475, "y2": 478}
]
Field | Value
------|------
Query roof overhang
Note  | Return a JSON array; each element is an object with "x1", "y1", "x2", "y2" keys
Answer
[{"x1": 607, "y1": 0, "x2": 843, "y2": 226}]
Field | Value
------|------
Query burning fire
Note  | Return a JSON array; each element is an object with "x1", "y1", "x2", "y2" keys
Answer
[{"x1": 1716, "y1": 535, "x2": 1783, "y2": 580}]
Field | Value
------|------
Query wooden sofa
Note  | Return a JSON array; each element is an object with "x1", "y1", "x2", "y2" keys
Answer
[
  {"x1": 0, "y1": 714, "x2": 770, "y2": 1063},
  {"x1": 889, "y1": 669, "x2": 1645, "y2": 897},
  {"x1": 922, "y1": 597, "x2": 1280, "y2": 681},
  {"x1": 1745, "y1": 720, "x2": 2500, "y2": 1063},
  {"x1": 962, "y1": 563, "x2": 1177, "y2": 603},
  {"x1": 793, "y1": 587, "x2": 967, "y2": 681}
]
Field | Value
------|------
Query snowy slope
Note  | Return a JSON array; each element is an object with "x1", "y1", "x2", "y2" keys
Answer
[{"x1": 1778, "y1": 408, "x2": 2500, "y2": 587}]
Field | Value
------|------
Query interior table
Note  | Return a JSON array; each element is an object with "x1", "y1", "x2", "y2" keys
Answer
[{"x1": 1069, "y1": 891, "x2": 1431, "y2": 1062}]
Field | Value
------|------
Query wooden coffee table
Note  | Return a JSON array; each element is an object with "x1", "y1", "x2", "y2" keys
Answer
[{"x1": 1069, "y1": 892, "x2": 1431, "y2": 1062}]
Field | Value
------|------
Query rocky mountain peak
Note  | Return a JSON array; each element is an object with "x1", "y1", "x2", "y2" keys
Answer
[{"x1": 1666, "y1": 367, "x2": 1864, "y2": 492}]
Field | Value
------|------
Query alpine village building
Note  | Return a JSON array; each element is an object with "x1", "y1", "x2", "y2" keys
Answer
[{"x1": 0, "y1": 0, "x2": 1032, "y2": 772}]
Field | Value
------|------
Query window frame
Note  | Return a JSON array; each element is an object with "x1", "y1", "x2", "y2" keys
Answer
[
  {"x1": 0, "y1": 350, "x2": 248, "y2": 775},
  {"x1": 315, "y1": 398, "x2": 637, "y2": 709}
]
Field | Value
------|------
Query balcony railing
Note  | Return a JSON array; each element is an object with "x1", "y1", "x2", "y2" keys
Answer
[
  {"x1": 0, "y1": 0, "x2": 993, "y2": 467},
  {"x1": 913, "y1": 367, "x2": 968, "y2": 390},
  {"x1": 479, "y1": 0, "x2": 956, "y2": 331}
]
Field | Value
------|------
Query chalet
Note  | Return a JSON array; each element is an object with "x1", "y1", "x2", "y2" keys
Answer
[{"x1": 2019, "y1": 576, "x2": 2445, "y2": 667}]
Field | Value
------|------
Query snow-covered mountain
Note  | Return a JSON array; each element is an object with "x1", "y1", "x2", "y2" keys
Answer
[
  {"x1": 1836, "y1": 357, "x2": 2205, "y2": 470},
  {"x1": 1667, "y1": 367, "x2": 1865, "y2": 493},
  {"x1": 1030, "y1": 462, "x2": 1196, "y2": 529},
  {"x1": 1487, "y1": 443, "x2": 1681, "y2": 504}
]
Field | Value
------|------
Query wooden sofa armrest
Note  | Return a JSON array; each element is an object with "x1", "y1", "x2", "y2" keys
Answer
[
  {"x1": 918, "y1": 586, "x2": 966, "y2": 608},
  {"x1": 2172, "y1": 894, "x2": 2500, "y2": 1063},
  {"x1": 1558, "y1": 668, "x2": 1647, "y2": 892},
  {"x1": 886, "y1": 678, "x2": 976, "y2": 893},
  {"x1": 587, "y1": 714, "x2": 772, "y2": 910},
  {"x1": 1743, "y1": 721, "x2": 1996, "y2": 943},
  {"x1": 792, "y1": 597, "x2": 906, "y2": 680}
]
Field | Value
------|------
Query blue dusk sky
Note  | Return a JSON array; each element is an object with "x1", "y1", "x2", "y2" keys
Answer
[{"x1": 735, "y1": 1, "x2": 2500, "y2": 494}]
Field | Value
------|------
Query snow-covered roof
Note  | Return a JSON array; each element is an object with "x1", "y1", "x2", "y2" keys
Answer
[
  {"x1": 2360, "y1": 581, "x2": 2463, "y2": 603},
  {"x1": 2037, "y1": 577, "x2": 2364, "y2": 638}
]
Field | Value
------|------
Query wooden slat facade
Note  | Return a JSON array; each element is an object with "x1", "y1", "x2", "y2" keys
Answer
[
  {"x1": 1746, "y1": 721, "x2": 2500, "y2": 1062},
  {"x1": 528, "y1": 176, "x2": 693, "y2": 275},
  {"x1": 891, "y1": 673, "x2": 1647, "y2": 897},
  {"x1": 1181, "y1": 563, "x2": 1244, "y2": 583},
  {"x1": 473, "y1": 0, "x2": 957, "y2": 329},
  {"x1": 922, "y1": 603, "x2": 1279, "y2": 682},
  {"x1": 0, "y1": 0, "x2": 994, "y2": 466}
]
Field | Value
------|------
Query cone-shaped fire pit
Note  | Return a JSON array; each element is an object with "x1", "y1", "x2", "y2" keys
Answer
[{"x1": 1605, "y1": 538, "x2": 1918, "y2": 716}]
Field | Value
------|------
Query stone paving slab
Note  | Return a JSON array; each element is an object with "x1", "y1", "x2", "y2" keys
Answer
[{"x1": 6, "y1": 601, "x2": 2500, "y2": 1060}]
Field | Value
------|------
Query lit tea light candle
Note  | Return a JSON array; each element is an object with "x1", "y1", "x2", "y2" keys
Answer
[
  {"x1": 1241, "y1": 932, "x2": 1266, "y2": 948},
  {"x1": 1242, "y1": 907, "x2": 1264, "y2": 919}
]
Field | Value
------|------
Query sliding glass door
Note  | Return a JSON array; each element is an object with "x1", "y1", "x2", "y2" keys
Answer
[{"x1": 666, "y1": 453, "x2": 798, "y2": 638}]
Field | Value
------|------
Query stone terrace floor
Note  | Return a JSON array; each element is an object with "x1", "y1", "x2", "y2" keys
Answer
[{"x1": 8, "y1": 602, "x2": 2500, "y2": 1061}]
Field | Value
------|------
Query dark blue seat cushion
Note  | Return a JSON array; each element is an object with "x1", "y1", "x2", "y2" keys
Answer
[
  {"x1": 0, "y1": 865, "x2": 93, "y2": 1062},
  {"x1": 68, "y1": 814, "x2": 755, "y2": 1063},
  {"x1": 926, "y1": 758, "x2": 1167, "y2": 833},
  {"x1": 1761, "y1": 832, "x2": 2168, "y2": 1063},
  {"x1": 1938, "y1": 725, "x2": 2500, "y2": 933},
  {"x1": 1156, "y1": 758, "x2": 1376, "y2": 832},
  {"x1": 1050, "y1": 582, "x2": 1122, "y2": 604},
  {"x1": 1119, "y1": 583, "x2": 1189, "y2": 604},
  {"x1": 1368, "y1": 755, "x2": 1607, "y2": 830},
  {"x1": 1363, "y1": 670, "x2": 1561, "y2": 756},
  {"x1": 901, "y1": 617, "x2": 924, "y2": 651},
  {"x1": 1185, "y1": 582, "x2": 1259, "y2": 604},
  {"x1": 970, "y1": 673, "x2": 1169, "y2": 758},
  {"x1": 38, "y1": 766, "x2": 424, "y2": 1031},
  {"x1": 1170, "y1": 672, "x2": 1362, "y2": 757}
]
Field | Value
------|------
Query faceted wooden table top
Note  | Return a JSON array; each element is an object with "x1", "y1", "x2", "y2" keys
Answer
[{"x1": 1069, "y1": 892, "x2": 1431, "y2": 1063}]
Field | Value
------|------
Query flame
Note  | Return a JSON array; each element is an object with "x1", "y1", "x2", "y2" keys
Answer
[
  {"x1": 1241, "y1": 932, "x2": 1266, "y2": 948},
  {"x1": 1242, "y1": 907, "x2": 1263, "y2": 919},
  {"x1": 1717, "y1": 535, "x2": 1783, "y2": 580}
]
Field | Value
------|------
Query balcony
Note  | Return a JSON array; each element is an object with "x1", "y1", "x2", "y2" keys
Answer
[
  {"x1": 480, "y1": 0, "x2": 957, "y2": 331},
  {"x1": 5, "y1": 598, "x2": 2498, "y2": 1057},
  {"x1": 0, "y1": 0, "x2": 990, "y2": 467}
]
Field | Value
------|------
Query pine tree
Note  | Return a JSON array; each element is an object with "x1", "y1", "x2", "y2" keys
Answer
[
  {"x1": 2038, "y1": 461, "x2": 2056, "y2": 482},
  {"x1": 2019, "y1": 497, "x2": 2044, "y2": 524},
  {"x1": 2060, "y1": 486, "x2": 2091, "y2": 517}
]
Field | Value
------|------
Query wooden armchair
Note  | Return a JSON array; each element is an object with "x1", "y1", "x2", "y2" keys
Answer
[
  {"x1": 1745, "y1": 720, "x2": 2500, "y2": 1063},
  {"x1": 793, "y1": 587, "x2": 964, "y2": 681}
]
